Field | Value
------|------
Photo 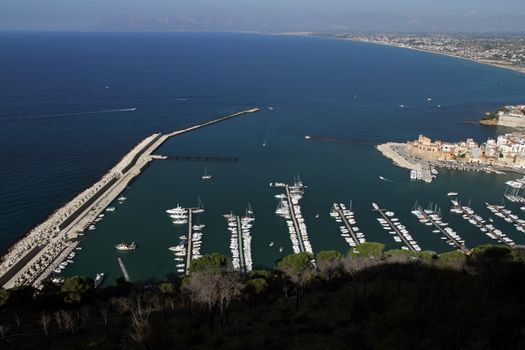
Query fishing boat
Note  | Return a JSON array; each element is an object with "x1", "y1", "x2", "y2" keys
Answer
[
  {"x1": 115, "y1": 242, "x2": 136, "y2": 251},
  {"x1": 202, "y1": 166, "x2": 212, "y2": 180}
]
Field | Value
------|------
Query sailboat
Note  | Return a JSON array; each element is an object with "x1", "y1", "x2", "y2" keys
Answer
[
  {"x1": 193, "y1": 197, "x2": 205, "y2": 214},
  {"x1": 242, "y1": 203, "x2": 255, "y2": 223},
  {"x1": 202, "y1": 166, "x2": 212, "y2": 180}
]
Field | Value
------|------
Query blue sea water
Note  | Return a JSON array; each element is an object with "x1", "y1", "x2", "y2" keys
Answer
[{"x1": 1, "y1": 32, "x2": 525, "y2": 284}]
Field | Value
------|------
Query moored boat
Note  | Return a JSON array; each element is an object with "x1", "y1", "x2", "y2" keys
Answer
[{"x1": 115, "y1": 242, "x2": 136, "y2": 251}]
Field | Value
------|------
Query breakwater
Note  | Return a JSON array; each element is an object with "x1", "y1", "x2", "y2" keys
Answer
[{"x1": 0, "y1": 108, "x2": 259, "y2": 289}]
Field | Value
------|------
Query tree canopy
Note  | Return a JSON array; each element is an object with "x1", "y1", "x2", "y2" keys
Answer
[
  {"x1": 188, "y1": 253, "x2": 229, "y2": 274},
  {"x1": 348, "y1": 242, "x2": 385, "y2": 258}
]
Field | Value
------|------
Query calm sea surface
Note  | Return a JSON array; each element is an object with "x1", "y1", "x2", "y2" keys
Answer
[{"x1": 1, "y1": 32, "x2": 525, "y2": 285}]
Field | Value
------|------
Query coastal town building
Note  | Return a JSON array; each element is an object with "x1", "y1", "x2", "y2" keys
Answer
[{"x1": 409, "y1": 133, "x2": 525, "y2": 168}]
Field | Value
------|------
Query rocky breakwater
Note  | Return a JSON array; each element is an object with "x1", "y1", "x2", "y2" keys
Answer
[{"x1": 0, "y1": 134, "x2": 161, "y2": 288}]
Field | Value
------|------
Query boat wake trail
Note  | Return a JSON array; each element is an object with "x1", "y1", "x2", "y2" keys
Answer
[
  {"x1": 379, "y1": 176, "x2": 404, "y2": 185},
  {"x1": 11, "y1": 108, "x2": 137, "y2": 120}
]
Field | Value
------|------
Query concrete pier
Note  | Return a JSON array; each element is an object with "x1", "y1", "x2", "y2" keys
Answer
[{"x1": 0, "y1": 108, "x2": 259, "y2": 289}]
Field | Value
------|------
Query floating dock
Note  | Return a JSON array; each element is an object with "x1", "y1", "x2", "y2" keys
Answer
[
  {"x1": 166, "y1": 155, "x2": 239, "y2": 163},
  {"x1": 0, "y1": 108, "x2": 259, "y2": 289},
  {"x1": 373, "y1": 203, "x2": 421, "y2": 252}
]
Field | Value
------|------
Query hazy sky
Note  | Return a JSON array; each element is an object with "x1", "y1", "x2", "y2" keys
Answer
[{"x1": 2, "y1": 0, "x2": 525, "y2": 32}]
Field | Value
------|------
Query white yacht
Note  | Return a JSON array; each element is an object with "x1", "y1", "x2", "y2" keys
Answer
[
  {"x1": 166, "y1": 205, "x2": 187, "y2": 215},
  {"x1": 94, "y1": 273, "x2": 104, "y2": 288},
  {"x1": 115, "y1": 242, "x2": 136, "y2": 251},
  {"x1": 173, "y1": 218, "x2": 188, "y2": 225}
]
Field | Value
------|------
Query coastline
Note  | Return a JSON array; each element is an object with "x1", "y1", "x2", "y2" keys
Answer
[
  {"x1": 0, "y1": 108, "x2": 259, "y2": 289},
  {"x1": 278, "y1": 33, "x2": 525, "y2": 76}
]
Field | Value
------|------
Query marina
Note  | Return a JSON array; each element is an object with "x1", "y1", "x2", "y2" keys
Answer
[
  {"x1": 272, "y1": 179, "x2": 313, "y2": 254},
  {"x1": 329, "y1": 201, "x2": 365, "y2": 247},
  {"x1": 373, "y1": 203, "x2": 421, "y2": 252},
  {"x1": 451, "y1": 200, "x2": 515, "y2": 247},
  {"x1": 4, "y1": 34, "x2": 525, "y2": 288},
  {"x1": 411, "y1": 203, "x2": 470, "y2": 253}
]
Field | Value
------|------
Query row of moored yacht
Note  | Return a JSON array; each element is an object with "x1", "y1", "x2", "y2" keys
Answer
[
  {"x1": 330, "y1": 202, "x2": 365, "y2": 247},
  {"x1": 452, "y1": 201, "x2": 515, "y2": 246},
  {"x1": 412, "y1": 204, "x2": 465, "y2": 248},
  {"x1": 225, "y1": 205, "x2": 254, "y2": 273},
  {"x1": 166, "y1": 199, "x2": 206, "y2": 275},
  {"x1": 375, "y1": 205, "x2": 421, "y2": 252},
  {"x1": 274, "y1": 179, "x2": 313, "y2": 254}
]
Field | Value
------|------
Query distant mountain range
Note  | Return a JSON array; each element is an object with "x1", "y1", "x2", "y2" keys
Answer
[{"x1": 87, "y1": 12, "x2": 525, "y2": 33}]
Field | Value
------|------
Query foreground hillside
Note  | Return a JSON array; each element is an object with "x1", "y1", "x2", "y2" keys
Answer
[{"x1": 0, "y1": 243, "x2": 524, "y2": 349}]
